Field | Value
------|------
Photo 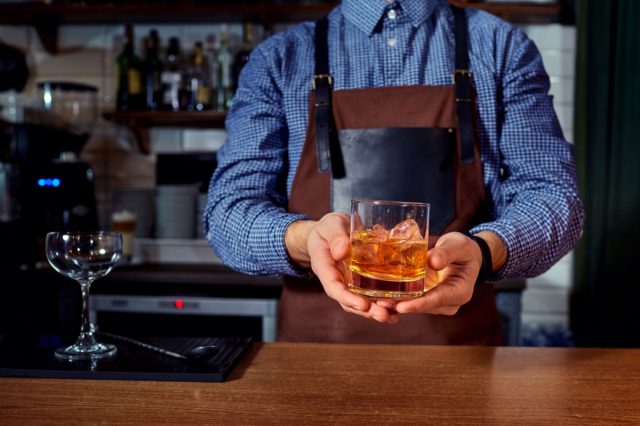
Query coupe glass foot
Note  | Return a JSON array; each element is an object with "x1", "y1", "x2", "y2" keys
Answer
[{"x1": 55, "y1": 343, "x2": 117, "y2": 361}]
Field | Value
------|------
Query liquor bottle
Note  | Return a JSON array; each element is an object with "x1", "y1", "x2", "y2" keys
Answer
[
  {"x1": 205, "y1": 33, "x2": 219, "y2": 110},
  {"x1": 115, "y1": 24, "x2": 143, "y2": 111},
  {"x1": 184, "y1": 41, "x2": 211, "y2": 111},
  {"x1": 232, "y1": 22, "x2": 254, "y2": 93},
  {"x1": 215, "y1": 27, "x2": 233, "y2": 112},
  {"x1": 142, "y1": 29, "x2": 163, "y2": 111},
  {"x1": 160, "y1": 37, "x2": 182, "y2": 111}
]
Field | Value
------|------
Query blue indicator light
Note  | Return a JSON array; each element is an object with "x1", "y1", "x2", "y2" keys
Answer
[{"x1": 36, "y1": 177, "x2": 62, "y2": 188}]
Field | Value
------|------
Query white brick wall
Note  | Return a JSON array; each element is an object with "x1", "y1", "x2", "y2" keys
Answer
[
  {"x1": 520, "y1": 24, "x2": 577, "y2": 328},
  {"x1": 521, "y1": 24, "x2": 576, "y2": 142}
]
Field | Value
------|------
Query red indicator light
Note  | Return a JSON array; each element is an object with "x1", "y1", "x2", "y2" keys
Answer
[{"x1": 174, "y1": 299, "x2": 184, "y2": 310}]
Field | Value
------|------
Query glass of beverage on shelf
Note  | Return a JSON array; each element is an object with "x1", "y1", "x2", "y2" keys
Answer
[
  {"x1": 111, "y1": 210, "x2": 137, "y2": 262},
  {"x1": 45, "y1": 231, "x2": 122, "y2": 360},
  {"x1": 348, "y1": 199, "x2": 430, "y2": 299}
]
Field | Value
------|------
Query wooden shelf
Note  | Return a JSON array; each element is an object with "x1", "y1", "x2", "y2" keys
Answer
[
  {"x1": 103, "y1": 110, "x2": 226, "y2": 153},
  {"x1": 0, "y1": 2, "x2": 337, "y2": 53},
  {"x1": 104, "y1": 110, "x2": 226, "y2": 127},
  {"x1": 0, "y1": 1, "x2": 566, "y2": 53},
  {"x1": 0, "y1": 3, "x2": 337, "y2": 26},
  {"x1": 0, "y1": 1, "x2": 564, "y2": 25}
]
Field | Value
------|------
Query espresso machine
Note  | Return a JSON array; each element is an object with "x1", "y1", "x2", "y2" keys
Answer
[{"x1": 0, "y1": 81, "x2": 99, "y2": 269}]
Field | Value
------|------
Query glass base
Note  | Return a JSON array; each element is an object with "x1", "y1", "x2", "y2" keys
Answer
[
  {"x1": 55, "y1": 343, "x2": 117, "y2": 361},
  {"x1": 348, "y1": 273, "x2": 425, "y2": 300},
  {"x1": 348, "y1": 285, "x2": 424, "y2": 300}
]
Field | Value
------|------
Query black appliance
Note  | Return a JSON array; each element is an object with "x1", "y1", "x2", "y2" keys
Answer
[
  {"x1": 0, "y1": 82, "x2": 99, "y2": 269},
  {"x1": 156, "y1": 152, "x2": 217, "y2": 191}
]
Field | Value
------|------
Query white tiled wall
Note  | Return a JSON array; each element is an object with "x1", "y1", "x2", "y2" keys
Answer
[
  {"x1": 520, "y1": 24, "x2": 576, "y2": 329},
  {"x1": 521, "y1": 24, "x2": 576, "y2": 142},
  {"x1": 0, "y1": 19, "x2": 577, "y2": 327}
]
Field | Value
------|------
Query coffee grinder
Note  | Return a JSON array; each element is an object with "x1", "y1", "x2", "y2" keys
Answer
[{"x1": 0, "y1": 81, "x2": 99, "y2": 268}]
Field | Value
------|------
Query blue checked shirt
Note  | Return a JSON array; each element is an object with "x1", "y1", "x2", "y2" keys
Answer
[{"x1": 204, "y1": 0, "x2": 584, "y2": 281}]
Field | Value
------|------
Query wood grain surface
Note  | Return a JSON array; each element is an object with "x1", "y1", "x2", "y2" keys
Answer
[{"x1": 1, "y1": 343, "x2": 640, "y2": 425}]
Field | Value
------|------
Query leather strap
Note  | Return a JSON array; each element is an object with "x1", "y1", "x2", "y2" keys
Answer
[
  {"x1": 452, "y1": 5, "x2": 475, "y2": 165},
  {"x1": 314, "y1": 16, "x2": 332, "y2": 173}
]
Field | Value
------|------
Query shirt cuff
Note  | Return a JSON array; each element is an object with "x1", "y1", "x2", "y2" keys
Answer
[
  {"x1": 267, "y1": 213, "x2": 313, "y2": 277},
  {"x1": 468, "y1": 222, "x2": 519, "y2": 281}
]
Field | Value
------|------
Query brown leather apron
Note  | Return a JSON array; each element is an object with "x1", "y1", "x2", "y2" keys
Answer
[{"x1": 279, "y1": 7, "x2": 501, "y2": 345}]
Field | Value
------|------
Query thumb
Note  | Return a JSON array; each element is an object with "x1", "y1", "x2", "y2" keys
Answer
[
  {"x1": 428, "y1": 235, "x2": 461, "y2": 271},
  {"x1": 428, "y1": 248, "x2": 448, "y2": 271},
  {"x1": 331, "y1": 237, "x2": 350, "y2": 261}
]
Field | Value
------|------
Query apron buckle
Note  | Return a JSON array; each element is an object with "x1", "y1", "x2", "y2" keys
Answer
[
  {"x1": 312, "y1": 74, "x2": 333, "y2": 90},
  {"x1": 453, "y1": 69, "x2": 473, "y2": 103},
  {"x1": 452, "y1": 69, "x2": 472, "y2": 84}
]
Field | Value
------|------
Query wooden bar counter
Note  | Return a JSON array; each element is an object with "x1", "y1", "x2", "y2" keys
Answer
[{"x1": 1, "y1": 343, "x2": 639, "y2": 424}]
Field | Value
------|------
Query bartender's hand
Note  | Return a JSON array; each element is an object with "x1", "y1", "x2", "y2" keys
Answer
[
  {"x1": 377, "y1": 231, "x2": 506, "y2": 316},
  {"x1": 285, "y1": 213, "x2": 398, "y2": 324}
]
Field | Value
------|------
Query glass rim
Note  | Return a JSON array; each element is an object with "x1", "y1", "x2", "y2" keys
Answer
[
  {"x1": 46, "y1": 231, "x2": 123, "y2": 238},
  {"x1": 351, "y1": 199, "x2": 430, "y2": 208}
]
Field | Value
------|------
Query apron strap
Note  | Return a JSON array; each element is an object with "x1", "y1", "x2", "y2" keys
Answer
[
  {"x1": 313, "y1": 5, "x2": 476, "y2": 172},
  {"x1": 451, "y1": 5, "x2": 475, "y2": 165},
  {"x1": 313, "y1": 16, "x2": 332, "y2": 173}
]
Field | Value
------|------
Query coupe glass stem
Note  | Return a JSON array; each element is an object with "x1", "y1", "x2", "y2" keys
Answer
[{"x1": 75, "y1": 279, "x2": 97, "y2": 347}]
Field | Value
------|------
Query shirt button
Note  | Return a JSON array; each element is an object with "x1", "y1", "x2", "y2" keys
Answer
[
  {"x1": 387, "y1": 37, "x2": 397, "y2": 47},
  {"x1": 387, "y1": 9, "x2": 397, "y2": 20}
]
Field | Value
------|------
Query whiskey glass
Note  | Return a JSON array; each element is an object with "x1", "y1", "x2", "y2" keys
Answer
[{"x1": 348, "y1": 199, "x2": 430, "y2": 299}]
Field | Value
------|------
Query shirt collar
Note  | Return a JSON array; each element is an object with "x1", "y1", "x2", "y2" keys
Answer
[{"x1": 341, "y1": 0, "x2": 442, "y2": 35}]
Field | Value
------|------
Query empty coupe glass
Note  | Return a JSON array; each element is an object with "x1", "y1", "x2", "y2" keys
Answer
[{"x1": 45, "y1": 231, "x2": 122, "y2": 360}]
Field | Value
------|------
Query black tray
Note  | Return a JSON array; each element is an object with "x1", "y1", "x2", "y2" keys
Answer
[{"x1": 0, "y1": 335, "x2": 252, "y2": 382}]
